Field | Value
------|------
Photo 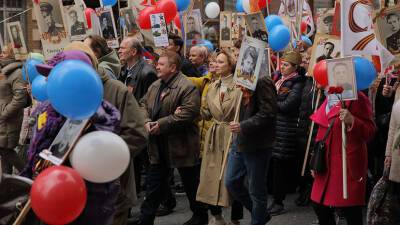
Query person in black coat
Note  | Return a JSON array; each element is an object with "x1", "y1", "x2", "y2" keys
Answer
[{"x1": 268, "y1": 51, "x2": 306, "y2": 215}]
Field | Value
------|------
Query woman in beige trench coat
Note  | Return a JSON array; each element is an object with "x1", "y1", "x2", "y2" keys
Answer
[{"x1": 196, "y1": 50, "x2": 242, "y2": 225}]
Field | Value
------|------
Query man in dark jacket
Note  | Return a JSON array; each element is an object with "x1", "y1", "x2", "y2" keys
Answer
[
  {"x1": 225, "y1": 75, "x2": 277, "y2": 225},
  {"x1": 119, "y1": 37, "x2": 157, "y2": 101},
  {"x1": 132, "y1": 51, "x2": 207, "y2": 225},
  {"x1": 0, "y1": 55, "x2": 28, "y2": 174}
]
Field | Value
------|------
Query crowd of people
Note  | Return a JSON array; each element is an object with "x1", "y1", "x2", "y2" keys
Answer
[{"x1": 0, "y1": 29, "x2": 399, "y2": 225}]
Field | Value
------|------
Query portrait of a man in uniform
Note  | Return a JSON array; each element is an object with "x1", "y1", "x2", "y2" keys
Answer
[
  {"x1": 385, "y1": 13, "x2": 400, "y2": 54},
  {"x1": 69, "y1": 9, "x2": 86, "y2": 36},
  {"x1": 220, "y1": 14, "x2": 230, "y2": 41},
  {"x1": 40, "y1": 2, "x2": 64, "y2": 37},
  {"x1": 245, "y1": 13, "x2": 268, "y2": 43}
]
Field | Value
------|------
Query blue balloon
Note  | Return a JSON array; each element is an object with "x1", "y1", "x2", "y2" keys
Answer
[
  {"x1": 265, "y1": 15, "x2": 283, "y2": 33},
  {"x1": 102, "y1": 0, "x2": 117, "y2": 6},
  {"x1": 22, "y1": 59, "x2": 43, "y2": 83},
  {"x1": 301, "y1": 35, "x2": 312, "y2": 46},
  {"x1": 31, "y1": 75, "x2": 48, "y2": 102},
  {"x1": 236, "y1": 0, "x2": 244, "y2": 12},
  {"x1": 47, "y1": 60, "x2": 104, "y2": 120},
  {"x1": 199, "y1": 40, "x2": 214, "y2": 50},
  {"x1": 269, "y1": 25, "x2": 290, "y2": 52},
  {"x1": 176, "y1": 0, "x2": 191, "y2": 12},
  {"x1": 353, "y1": 57, "x2": 377, "y2": 90}
]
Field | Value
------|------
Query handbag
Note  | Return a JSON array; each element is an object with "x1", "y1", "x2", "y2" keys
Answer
[{"x1": 309, "y1": 120, "x2": 335, "y2": 173}]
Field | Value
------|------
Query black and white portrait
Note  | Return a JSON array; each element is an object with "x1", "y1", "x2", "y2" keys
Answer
[
  {"x1": 234, "y1": 36, "x2": 266, "y2": 91},
  {"x1": 245, "y1": 12, "x2": 268, "y2": 43},
  {"x1": 64, "y1": 4, "x2": 87, "y2": 40},
  {"x1": 7, "y1": 22, "x2": 28, "y2": 59},
  {"x1": 96, "y1": 7, "x2": 119, "y2": 48},
  {"x1": 39, "y1": 119, "x2": 89, "y2": 165},
  {"x1": 376, "y1": 6, "x2": 400, "y2": 62},
  {"x1": 39, "y1": 1, "x2": 66, "y2": 37},
  {"x1": 327, "y1": 57, "x2": 357, "y2": 101},
  {"x1": 220, "y1": 12, "x2": 232, "y2": 46},
  {"x1": 232, "y1": 13, "x2": 246, "y2": 43},
  {"x1": 309, "y1": 34, "x2": 341, "y2": 75},
  {"x1": 185, "y1": 9, "x2": 203, "y2": 40},
  {"x1": 316, "y1": 8, "x2": 334, "y2": 35},
  {"x1": 121, "y1": 8, "x2": 139, "y2": 35}
]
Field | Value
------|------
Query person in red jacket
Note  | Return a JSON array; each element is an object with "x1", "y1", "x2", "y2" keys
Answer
[{"x1": 310, "y1": 92, "x2": 376, "y2": 225}]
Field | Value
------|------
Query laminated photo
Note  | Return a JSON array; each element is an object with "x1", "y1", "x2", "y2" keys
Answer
[
  {"x1": 327, "y1": 57, "x2": 358, "y2": 101},
  {"x1": 64, "y1": 3, "x2": 87, "y2": 41},
  {"x1": 96, "y1": 6, "x2": 119, "y2": 48},
  {"x1": 7, "y1": 21, "x2": 28, "y2": 60},
  {"x1": 150, "y1": 13, "x2": 169, "y2": 47},
  {"x1": 308, "y1": 34, "x2": 341, "y2": 75}
]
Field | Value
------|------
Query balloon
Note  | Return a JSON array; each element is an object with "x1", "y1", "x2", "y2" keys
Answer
[
  {"x1": 29, "y1": 52, "x2": 45, "y2": 62},
  {"x1": 258, "y1": 0, "x2": 271, "y2": 9},
  {"x1": 242, "y1": 0, "x2": 251, "y2": 13},
  {"x1": 301, "y1": 35, "x2": 312, "y2": 46},
  {"x1": 301, "y1": 21, "x2": 308, "y2": 33},
  {"x1": 353, "y1": 56, "x2": 377, "y2": 90},
  {"x1": 268, "y1": 25, "x2": 290, "y2": 52},
  {"x1": 85, "y1": 8, "x2": 95, "y2": 29},
  {"x1": 70, "y1": 131, "x2": 130, "y2": 183},
  {"x1": 102, "y1": 0, "x2": 117, "y2": 6},
  {"x1": 205, "y1": 2, "x2": 220, "y2": 19},
  {"x1": 176, "y1": 0, "x2": 190, "y2": 12},
  {"x1": 31, "y1": 166, "x2": 87, "y2": 225},
  {"x1": 393, "y1": 100, "x2": 400, "y2": 123},
  {"x1": 198, "y1": 39, "x2": 214, "y2": 50},
  {"x1": 313, "y1": 60, "x2": 328, "y2": 87},
  {"x1": 31, "y1": 75, "x2": 48, "y2": 102},
  {"x1": 157, "y1": 0, "x2": 178, "y2": 23},
  {"x1": 22, "y1": 59, "x2": 42, "y2": 83},
  {"x1": 47, "y1": 60, "x2": 103, "y2": 120},
  {"x1": 173, "y1": 13, "x2": 181, "y2": 29},
  {"x1": 265, "y1": 15, "x2": 283, "y2": 33},
  {"x1": 138, "y1": 6, "x2": 159, "y2": 29},
  {"x1": 236, "y1": 0, "x2": 244, "y2": 12}
]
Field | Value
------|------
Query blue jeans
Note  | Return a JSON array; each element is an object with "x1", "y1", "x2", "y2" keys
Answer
[{"x1": 224, "y1": 143, "x2": 272, "y2": 225}]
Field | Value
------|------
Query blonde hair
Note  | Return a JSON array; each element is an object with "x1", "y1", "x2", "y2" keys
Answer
[
  {"x1": 0, "y1": 43, "x2": 15, "y2": 59},
  {"x1": 217, "y1": 49, "x2": 236, "y2": 73}
]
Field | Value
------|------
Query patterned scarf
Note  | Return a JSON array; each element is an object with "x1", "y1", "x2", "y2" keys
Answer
[{"x1": 275, "y1": 72, "x2": 297, "y2": 92}]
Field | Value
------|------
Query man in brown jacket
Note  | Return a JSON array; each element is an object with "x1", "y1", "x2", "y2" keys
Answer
[
  {"x1": 132, "y1": 51, "x2": 207, "y2": 225},
  {"x1": 0, "y1": 51, "x2": 28, "y2": 174}
]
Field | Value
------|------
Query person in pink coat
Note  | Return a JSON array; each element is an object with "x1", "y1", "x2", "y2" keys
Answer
[{"x1": 310, "y1": 91, "x2": 376, "y2": 225}]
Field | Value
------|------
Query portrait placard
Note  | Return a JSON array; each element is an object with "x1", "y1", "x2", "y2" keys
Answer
[
  {"x1": 220, "y1": 11, "x2": 232, "y2": 47},
  {"x1": 7, "y1": 22, "x2": 28, "y2": 60},
  {"x1": 33, "y1": 0, "x2": 69, "y2": 59},
  {"x1": 120, "y1": 7, "x2": 140, "y2": 37},
  {"x1": 185, "y1": 9, "x2": 203, "y2": 40},
  {"x1": 315, "y1": 8, "x2": 335, "y2": 35},
  {"x1": 96, "y1": 6, "x2": 119, "y2": 48},
  {"x1": 39, "y1": 119, "x2": 89, "y2": 165},
  {"x1": 375, "y1": 6, "x2": 400, "y2": 64},
  {"x1": 308, "y1": 34, "x2": 341, "y2": 75},
  {"x1": 245, "y1": 12, "x2": 268, "y2": 43},
  {"x1": 234, "y1": 36, "x2": 266, "y2": 91},
  {"x1": 327, "y1": 57, "x2": 358, "y2": 101},
  {"x1": 63, "y1": 4, "x2": 87, "y2": 41},
  {"x1": 150, "y1": 13, "x2": 169, "y2": 47},
  {"x1": 231, "y1": 13, "x2": 246, "y2": 44}
]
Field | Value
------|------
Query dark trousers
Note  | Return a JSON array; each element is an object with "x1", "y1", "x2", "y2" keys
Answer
[
  {"x1": 271, "y1": 157, "x2": 299, "y2": 205},
  {"x1": 0, "y1": 147, "x2": 25, "y2": 174},
  {"x1": 312, "y1": 203, "x2": 363, "y2": 225},
  {"x1": 140, "y1": 164, "x2": 207, "y2": 224},
  {"x1": 209, "y1": 200, "x2": 244, "y2": 220},
  {"x1": 134, "y1": 150, "x2": 150, "y2": 194},
  {"x1": 224, "y1": 142, "x2": 272, "y2": 225}
]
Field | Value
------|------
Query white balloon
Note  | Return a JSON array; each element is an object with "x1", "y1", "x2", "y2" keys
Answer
[
  {"x1": 70, "y1": 131, "x2": 130, "y2": 183},
  {"x1": 242, "y1": 0, "x2": 251, "y2": 14},
  {"x1": 393, "y1": 100, "x2": 400, "y2": 124},
  {"x1": 205, "y1": 2, "x2": 220, "y2": 19}
]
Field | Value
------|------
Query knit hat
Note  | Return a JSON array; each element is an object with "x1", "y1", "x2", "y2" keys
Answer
[
  {"x1": 35, "y1": 50, "x2": 93, "y2": 76},
  {"x1": 64, "y1": 41, "x2": 99, "y2": 68},
  {"x1": 281, "y1": 51, "x2": 302, "y2": 66}
]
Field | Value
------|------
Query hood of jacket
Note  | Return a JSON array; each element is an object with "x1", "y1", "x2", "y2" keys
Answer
[{"x1": 98, "y1": 50, "x2": 122, "y2": 79}]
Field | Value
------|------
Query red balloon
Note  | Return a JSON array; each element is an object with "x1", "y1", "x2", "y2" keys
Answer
[
  {"x1": 31, "y1": 166, "x2": 87, "y2": 225},
  {"x1": 84, "y1": 8, "x2": 95, "y2": 29},
  {"x1": 301, "y1": 21, "x2": 307, "y2": 33},
  {"x1": 157, "y1": 0, "x2": 178, "y2": 23},
  {"x1": 313, "y1": 60, "x2": 328, "y2": 87},
  {"x1": 173, "y1": 14, "x2": 181, "y2": 29},
  {"x1": 138, "y1": 6, "x2": 159, "y2": 29},
  {"x1": 258, "y1": 0, "x2": 272, "y2": 8}
]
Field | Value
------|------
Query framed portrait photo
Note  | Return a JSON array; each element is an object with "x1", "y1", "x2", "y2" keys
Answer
[
  {"x1": 327, "y1": 57, "x2": 358, "y2": 101},
  {"x1": 39, "y1": 119, "x2": 89, "y2": 165},
  {"x1": 315, "y1": 8, "x2": 335, "y2": 35},
  {"x1": 185, "y1": 9, "x2": 203, "y2": 40},
  {"x1": 375, "y1": 5, "x2": 400, "y2": 64},
  {"x1": 308, "y1": 34, "x2": 341, "y2": 75},
  {"x1": 231, "y1": 13, "x2": 246, "y2": 44},
  {"x1": 6, "y1": 21, "x2": 28, "y2": 60},
  {"x1": 220, "y1": 11, "x2": 232, "y2": 47},
  {"x1": 96, "y1": 6, "x2": 119, "y2": 48},
  {"x1": 245, "y1": 12, "x2": 268, "y2": 43},
  {"x1": 234, "y1": 36, "x2": 267, "y2": 91},
  {"x1": 121, "y1": 7, "x2": 140, "y2": 37},
  {"x1": 64, "y1": 4, "x2": 87, "y2": 41}
]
